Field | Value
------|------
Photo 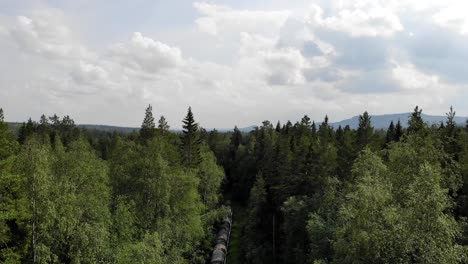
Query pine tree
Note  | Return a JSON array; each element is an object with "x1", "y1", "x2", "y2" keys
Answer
[
  {"x1": 49, "y1": 114, "x2": 60, "y2": 129},
  {"x1": 407, "y1": 106, "x2": 424, "y2": 134},
  {"x1": 18, "y1": 118, "x2": 36, "y2": 144},
  {"x1": 157, "y1": 115, "x2": 169, "y2": 134},
  {"x1": 140, "y1": 105, "x2": 156, "y2": 141},
  {"x1": 0, "y1": 108, "x2": 3, "y2": 122},
  {"x1": 301, "y1": 115, "x2": 311, "y2": 127},
  {"x1": 275, "y1": 121, "x2": 281, "y2": 133},
  {"x1": 394, "y1": 119, "x2": 403, "y2": 142},
  {"x1": 446, "y1": 106, "x2": 456, "y2": 138},
  {"x1": 181, "y1": 107, "x2": 201, "y2": 167},
  {"x1": 230, "y1": 126, "x2": 242, "y2": 150},
  {"x1": 318, "y1": 115, "x2": 333, "y2": 143},
  {"x1": 444, "y1": 106, "x2": 459, "y2": 155},
  {"x1": 357, "y1": 111, "x2": 373, "y2": 148},
  {"x1": 386, "y1": 121, "x2": 395, "y2": 144}
]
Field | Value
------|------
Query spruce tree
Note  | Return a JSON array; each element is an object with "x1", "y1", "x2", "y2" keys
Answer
[
  {"x1": 394, "y1": 119, "x2": 403, "y2": 142},
  {"x1": 275, "y1": 121, "x2": 281, "y2": 133},
  {"x1": 318, "y1": 115, "x2": 333, "y2": 143},
  {"x1": 357, "y1": 111, "x2": 373, "y2": 148},
  {"x1": 140, "y1": 105, "x2": 156, "y2": 141},
  {"x1": 181, "y1": 107, "x2": 201, "y2": 167},
  {"x1": 386, "y1": 121, "x2": 395, "y2": 144}
]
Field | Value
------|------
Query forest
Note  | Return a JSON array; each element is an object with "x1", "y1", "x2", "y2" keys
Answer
[{"x1": 2, "y1": 105, "x2": 468, "y2": 264}]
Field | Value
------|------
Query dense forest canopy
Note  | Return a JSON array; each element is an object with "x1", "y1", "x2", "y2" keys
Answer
[{"x1": 2, "y1": 105, "x2": 468, "y2": 263}]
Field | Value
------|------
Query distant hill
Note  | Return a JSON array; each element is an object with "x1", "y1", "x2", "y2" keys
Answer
[
  {"x1": 7, "y1": 113, "x2": 466, "y2": 134},
  {"x1": 331, "y1": 113, "x2": 468, "y2": 130},
  {"x1": 7, "y1": 122, "x2": 139, "y2": 134},
  {"x1": 79, "y1": 124, "x2": 139, "y2": 134},
  {"x1": 215, "y1": 125, "x2": 257, "y2": 133}
]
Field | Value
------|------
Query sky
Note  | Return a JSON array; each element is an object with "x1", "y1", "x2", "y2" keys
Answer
[{"x1": 1, "y1": 0, "x2": 468, "y2": 128}]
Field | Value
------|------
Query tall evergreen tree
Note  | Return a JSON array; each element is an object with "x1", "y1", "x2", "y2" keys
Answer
[
  {"x1": 157, "y1": 115, "x2": 170, "y2": 134},
  {"x1": 140, "y1": 105, "x2": 156, "y2": 141},
  {"x1": 407, "y1": 106, "x2": 425, "y2": 134},
  {"x1": 394, "y1": 119, "x2": 403, "y2": 142},
  {"x1": 181, "y1": 107, "x2": 201, "y2": 167},
  {"x1": 18, "y1": 118, "x2": 36, "y2": 144},
  {"x1": 446, "y1": 106, "x2": 456, "y2": 138},
  {"x1": 301, "y1": 115, "x2": 311, "y2": 127},
  {"x1": 275, "y1": 121, "x2": 281, "y2": 133},
  {"x1": 37, "y1": 114, "x2": 50, "y2": 137},
  {"x1": 386, "y1": 121, "x2": 395, "y2": 144},
  {"x1": 357, "y1": 111, "x2": 373, "y2": 148}
]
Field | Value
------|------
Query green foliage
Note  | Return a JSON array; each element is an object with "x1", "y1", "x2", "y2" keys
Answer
[
  {"x1": 334, "y1": 145, "x2": 463, "y2": 263},
  {"x1": 140, "y1": 105, "x2": 156, "y2": 141},
  {"x1": 245, "y1": 174, "x2": 272, "y2": 264},
  {"x1": 356, "y1": 111, "x2": 373, "y2": 148},
  {"x1": 181, "y1": 107, "x2": 201, "y2": 167},
  {"x1": 4, "y1": 105, "x2": 468, "y2": 263},
  {"x1": 157, "y1": 115, "x2": 170, "y2": 134},
  {"x1": 197, "y1": 146, "x2": 225, "y2": 209}
]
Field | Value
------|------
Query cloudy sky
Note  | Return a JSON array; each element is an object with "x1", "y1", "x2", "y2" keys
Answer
[{"x1": 1, "y1": 0, "x2": 468, "y2": 128}]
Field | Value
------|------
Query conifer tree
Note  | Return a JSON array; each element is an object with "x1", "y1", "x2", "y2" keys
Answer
[
  {"x1": 140, "y1": 105, "x2": 156, "y2": 141},
  {"x1": 301, "y1": 115, "x2": 311, "y2": 127},
  {"x1": 394, "y1": 119, "x2": 403, "y2": 142},
  {"x1": 49, "y1": 114, "x2": 60, "y2": 130},
  {"x1": 157, "y1": 115, "x2": 169, "y2": 134},
  {"x1": 357, "y1": 111, "x2": 373, "y2": 148},
  {"x1": 446, "y1": 106, "x2": 456, "y2": 137},
  {"x1": 386, "y1": 121, "x2": 395, "y2": 144},
  {"x1": 407, "y1": 106, "x2": 425, "y2": 134},
  {"x1": 275, "y1": 121, "x2": 281, "y2": 133},
  {"x1": 181, "y1": 107, "x2": 201, "y2": 167},
  {"x1": 318, "y1": 115, "x2": 333, "y2": 143},
  {"x1": 18, "y1": 118, "x2": 36, "y2": 144},
  {"x1": 230, "y1": 126, "x2": 242, "y2": 150}
]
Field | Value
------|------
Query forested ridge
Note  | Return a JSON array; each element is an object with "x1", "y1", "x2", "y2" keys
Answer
[{"x1": 2, "y1": 105, "x2": 468, "y2": 263}]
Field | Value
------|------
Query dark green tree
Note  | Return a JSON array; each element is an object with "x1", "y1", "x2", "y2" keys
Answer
[
  {"x1": 157, "y1": 115, "x2": 169, "y2": 134},
  {"x1": 394, "y1": 119, "x2": 403, "y2": 142},
  {"x1": 356, "y1": 111, "x2": 373, "y2": 148},
  {"x1": 181, "y1": 107, "x2": 201, "y2": 167},
  {"x1": 140, "y1": 105, "x2": 156, "y2": 141},
  {"x1": 18, "y1": 118, "x2": 36, "y2": 144},
  {"x1": 386, "y1": 121, "x2": 395, "y2": 144},
  {"x1": 407, "y1": 106, "x2": 425, "y2": 134}
]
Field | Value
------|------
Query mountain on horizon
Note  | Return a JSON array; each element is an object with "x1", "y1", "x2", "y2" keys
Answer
[{"x1": 331, "y1": 113, "x2": 468, "y2": 130}]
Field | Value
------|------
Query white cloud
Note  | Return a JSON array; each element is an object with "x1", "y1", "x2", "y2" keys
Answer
[
  {"x1": 392, "y1": 62, "x2": 439, "y2": 90},
  {"x1": 0, "y1": 1, "x2": 467, "y2": 128},
  {"x1": 109, "y1": 32, "x2": 184, "y2": 75},
  {"x1": 9, "y1": 9, "x2": 92, "y2": 60},
  {"x1": 433, "y1": 4, "x2": 468, "y2": 35},
  {"x1": 307, "y1": 4, "x2": 403, "y2": 37},
  {"x1": 193, "y1": 2, "x2": 290, "y2": 37},
  {"x1": 70, "y1": 61, "x2": 109, "y2": 86}
]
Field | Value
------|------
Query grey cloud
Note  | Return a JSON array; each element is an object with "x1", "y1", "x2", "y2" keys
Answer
[
  {"x1": 395, "y1": 15, "x2": 468, "y2": 84},
  {"x1": 315, "y1": 29, "x2": 391, "y2": 70},
  {"x1": 337, "y1": 68, "x2": 401, "y2": 94},
  {"x1": 303, "y1": 68, "x2": 343, "y2": 83}
]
